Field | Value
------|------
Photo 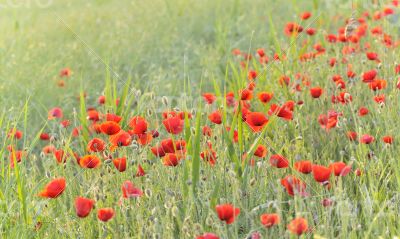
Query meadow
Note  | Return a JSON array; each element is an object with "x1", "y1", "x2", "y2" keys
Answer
[{"x1": 1, "y1": 0, "x2": 400, "y2": 238}]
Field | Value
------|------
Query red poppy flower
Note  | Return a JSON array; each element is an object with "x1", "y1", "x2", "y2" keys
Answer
[
  {"x1": 59, "y1": 67, "x2": 72, "y2": 77},
  {"x1": 239, "y1": 88, "x2": 253, "y2": 101},
  {"x1": 269, "y1": 154, "x2": 289, "y2": 168},
  {"x1": 163, "y1": 153, "x2": 181, "y2": 166},
  {"x1": 208, "y1": 110, "x2": 222, "y2": 125},
  {"x1": 347, "y1": 131, "x2": 358, "y2": 141},
  {"x1": 89, "y1": 122, "x2": 102, "y2": 134},
  {"x1": 109, "y1": 130, "x2": 132, "y2": 147},
  {"x1": 306, "y1": 28, "x2": 316, "y2": 35},
  {"x1": 121, "y1": 180, "x2": 143, "y2": 198},
  {"x1": 279, "y1": 75, "x2": 291, "y2": 86},
  {"x1": 9, "y1": 149, "x2": 25, "y2": 168},
  {"x1": 53, "y1": 149, "x2": 66, "y2": 164},
  {"x1": 329, "y1": 57, "x2": 337, "y2": 67},
  {"x1": 75, "y1": 197, "x2": 95, "y2": 218},
  {"x1": 48, "y1": 107, "x2": 63, "y2": 120},
  {"x1": 225, "y1": 92, "x2": 236, "y2": 107},
  {"x1": 314, "y1": 43, "x2": 325, "y2": 52},
  {"x1": 312, "y1": 164, "x2": 331, "y2": 183},
  {"x1": 97, "y1": 208, "x2": 114, "y2": 222},
  {"x1": 163, "y1": 116, "x2": 184, "y2": 134},
  {"x1": 113, "y1": 157, "x2": 127, "y2": 172},
  {"x1": 202, "y1": 125, "x2": 213, "y2": 136},
  {"x1": 268, "y1": 104, "x2": 293, "y2": 120},
  {"x1": 201, "y1": 148, "x2": 217, "y2": 165},
  {"x1": 369, "y1": 79, "x2": 387, "y2": 91},
  {"x1": 362, "y1": 70, "x2": 377, "y2": 83},
  {"x1": 395, "y1": 64, "x2": 400, "y2": 75},
  {"x1": 384, "y1": 7, "x2": 394, "y2": 15},
  {"x1": 42, "y1": 145, "x2": 56, "y2": 154},
  {"x1": 38, "y1": 178, "x2": 66, "y2": 198},
  {"x1": 256, "y1": 48, "x2": 265, "y2": 57},
  {"x1": 301, "y1": 12, "x2": 311, "y2": 20},
  {"x1": 129, "y1": 116, "x2": 148, "y2": 134},
  {"x1": 360, "y1": 134, "x2": 374, "y2": 144},
  {"x1": 40, "y1": 133, "x2": 50, "y2": 141},
  {"x1": 203, "y1": 93, "x2": 216, "y2": 104},
  {"x1": 260, "y1": 213, "x2": 280, "y2": 228},
  {"x1": 366, "y1": 52, "x2": 379, "y2": 61},
  {"x1": 133, "y1": 133, "x2": 152, "y2": 146},
  {"x1": 60, "y1": 120, "x2": 71, "y2": 128},
  {"x1": 331, "y1": 92, "x2": 352, "y2": 104},
  {"x1": 326, "y1": 34, "x2": 337, "y2": 43},
  {"x1": 294, "y1": 160, "x2": 312, "y2": 174},
  {"x1": 86, "y1": 110, "x2": 100, "y2": 122},
  {"x1": 247, "y1": 70, "x2": 257, "y2": 80},
  {"x1": 258, "y1": 92, "x2": 273, "y2": 104},
  {"x1": 71, "y1": 126, "x2": 82, "y2": 137},
  {"x1": 151, "y1": 139, "x2": 174, "y2": 157},
  {"x1": 87, "y1": 138, "x2": 106, "y2": 152},
  {"x1": 215, "y1": 204, "x2": 240, "y2": 224},
  {"x1": 358, "y1": 107, "x2": 369, "y2": 116},
  {"x1": 382, "y1": 135, "x2": 393, "y2": 144},
  {"x1": 100, "y1": 121, "x2": 121, "y2": 135},
  {"x1": 8, "y1": 129, "x2": 23, "y2": 140},
  {"x1": 284, "y1": 22, "x2": 303, "y2": 36},
  {"x1": 196, "y1": 233, "x2": 219, "y2": 239},
  {"x1": 287, "y1": 217, "x2": 308, "y2": 236},
  {"x1": 151, "y1": 130, "x2": 159, "y2": 138},
  {"x1": 310, "y1": 87, "x2": 323, "y2": 98},
  {"x1": 281, "y1": 175, "x2": 308, "y2": 197},
  {"x1": 254, "y1": 145, "x2": 267, "y2": 158},
  {"x1": 245, "y1": 112, "x2": 268, "y2": 132},
  {"x1": 373, "y1": 95, "x2": 385, "y2": 104},
  {"x1": 347, "y1": 70, "x2": 356, "y2": 78},
  {"x1": 79, "y1": 155, "x2": 101, "y2": 168},
  {"x1": 136, "y1": 164, "x2": 146, "y2": 177},
  {"x1": 106, "y1": 113, "x2": 122, "y2": 123},
  {"x1": 329, "y1": 162, "x2": 351, "y2": 176},
  {"x1": 98, "y1": 95, "x2": 106, "y2": 104}
]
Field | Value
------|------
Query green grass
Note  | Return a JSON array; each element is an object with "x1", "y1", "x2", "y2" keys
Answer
[{"x1": 1, "y1": 0, "x2": 400, "y2": 238}]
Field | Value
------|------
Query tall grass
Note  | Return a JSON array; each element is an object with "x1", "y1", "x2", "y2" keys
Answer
[{"x1": 1, "y1": 0, "x2": 400, "y2": 238}]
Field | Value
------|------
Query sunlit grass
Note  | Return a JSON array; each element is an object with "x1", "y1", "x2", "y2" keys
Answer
[{"x1": 1, "y1": 0, "x2": 400, "y2": 238}]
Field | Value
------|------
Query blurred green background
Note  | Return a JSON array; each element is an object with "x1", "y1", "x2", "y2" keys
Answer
[{"x1": 0, "y1": 0, "x2": 371, "y2": 115}]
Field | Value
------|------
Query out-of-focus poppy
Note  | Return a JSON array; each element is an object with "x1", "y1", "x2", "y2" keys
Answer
[
  {"x1": 215, "y1": 204, "x2": 240, "y2": 224},
  {"x1": 38, "y1": 178, "x2": 66, "y2": 198}
]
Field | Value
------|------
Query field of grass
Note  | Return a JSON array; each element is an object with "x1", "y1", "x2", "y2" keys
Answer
[{"x1": 1, "y1": 0, "x2": 400, "y2": 238}]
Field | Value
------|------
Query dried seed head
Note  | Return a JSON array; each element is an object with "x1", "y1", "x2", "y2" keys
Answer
[
  {"x1": 250, "y1": 178, "x2": 256, "y2": 186},
  {"x1": 162, "y1": 96, "x2": 169, "y2": 106},
  {"x1": 147, "y1": 109, "x2": 153, "y2": 117},
  {"x1": 171, "y1": 206, "x2": 179, "y2": 217},
  {"x1": 164, "y1": 201, "x2": 172, "y2": 209},
  {"x1": 149, "y1": 92, "x2": 155, "y2": 100},
  {"x1": 145, "y1": 189, "x2": 152, "y2": 198},
  {"x1": 193, "y1": 223, "x2": 202, "y2": 235},
  {"x1": 205, "y1": 215, "x2": 214, "y2": 226},
  {"x1": 135, "y1": 90, "x2": 142, "y2": 98}
]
